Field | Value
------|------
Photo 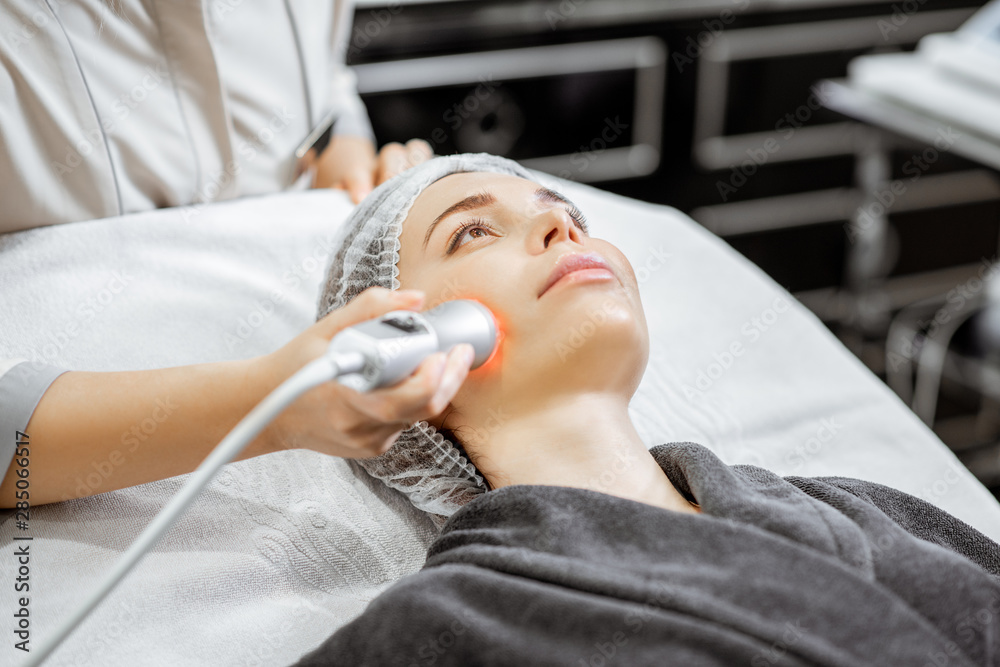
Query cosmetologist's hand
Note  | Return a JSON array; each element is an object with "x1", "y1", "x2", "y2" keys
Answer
[
  {"x1": 309, "y1": 135, "x2": 433, "y2": 204},
  {"x1": 259, "y1": 287, "x2": 475, "y2": 459}
]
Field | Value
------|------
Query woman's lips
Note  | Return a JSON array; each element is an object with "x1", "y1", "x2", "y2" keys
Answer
[{"x1": 539, "y1": 251, "x2": 617, "y2": 298}]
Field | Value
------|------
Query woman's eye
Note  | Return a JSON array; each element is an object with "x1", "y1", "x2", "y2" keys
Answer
[
  {"x1": 447, "y1": 220, "x2": 497, "y2": 253},
  {"x1": 444, "y1": 207, "x2": 586, "y2": 254}
]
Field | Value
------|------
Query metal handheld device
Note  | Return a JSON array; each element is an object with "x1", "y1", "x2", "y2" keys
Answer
[
  {"x1": 28, "y1": 299, "x2": 498, "y2": 666},
  {"x1": 330, "y1": 300, "x2": 498, "y2": 392}
]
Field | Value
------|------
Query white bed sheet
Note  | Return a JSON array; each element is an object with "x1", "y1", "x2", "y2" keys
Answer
[{"x1": 1, "y1": 177, "x2": 999, "y2": 666}]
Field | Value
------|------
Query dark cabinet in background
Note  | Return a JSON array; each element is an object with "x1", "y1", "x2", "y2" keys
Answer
[{"x1": 349, "y1": 0, "x2": 996, "y2": 315}]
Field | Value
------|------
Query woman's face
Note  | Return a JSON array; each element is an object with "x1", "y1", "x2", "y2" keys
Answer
[{"x1": 396, "y1": 171, "x2": 649, "y2": 444}]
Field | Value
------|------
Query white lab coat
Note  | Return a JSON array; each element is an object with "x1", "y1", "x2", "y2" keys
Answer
[
  {"x1": 0, "y1": 0, "x2": 373, "y2": 234},
  {"x1": 0, "y1": 0, "x2": 374, "y2": 478}
]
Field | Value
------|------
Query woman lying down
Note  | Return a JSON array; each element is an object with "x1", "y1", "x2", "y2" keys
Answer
[{"x1": 293, "y1": 153, "x2": 1000, "y2": 666}]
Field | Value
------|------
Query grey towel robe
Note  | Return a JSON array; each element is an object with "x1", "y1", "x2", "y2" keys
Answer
[{"x1": 294, "y1": 441, "x2": 1000, "y2": 667}]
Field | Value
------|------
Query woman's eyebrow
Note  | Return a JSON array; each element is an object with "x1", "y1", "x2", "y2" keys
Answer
[
  {"x1": 421, "y1": 187, "x2": 583, "y2": 250},
  {"x1": 423, "y1": 191, "x2": 497, "y2": 249},
  {"x1": 535, "y1": 186, "x2": 577, "y2": 210}
]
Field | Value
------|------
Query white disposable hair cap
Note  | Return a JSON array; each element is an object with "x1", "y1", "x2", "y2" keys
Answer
[{"x1": 316, "y1": 152, "x2": 535, "y2": 530}]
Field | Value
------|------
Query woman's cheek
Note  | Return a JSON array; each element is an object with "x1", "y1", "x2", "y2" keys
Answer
[
  {"x1": 425, "y1": 268, "x2": 496, "y2": 308},
  {"x1": 603, "y1": 246, "x2": 640, "y2": 290}
]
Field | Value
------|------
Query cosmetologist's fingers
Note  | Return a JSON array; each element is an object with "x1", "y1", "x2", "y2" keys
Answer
[
  {"x1": 404, "y1": 139, "x2": 433, "y2": 169},
  {"x1": 374, "y1": 142, "x2": 410, "y2": 184},
  {"x1": 312, "y1": 287, "x2": 425, "y2": 345},
  {"x1": 343, "y1": 168, "x2": 374, "y2": 204},
  {"x1": 345, "y1": 343, "x2": 475, "y2": 425}
]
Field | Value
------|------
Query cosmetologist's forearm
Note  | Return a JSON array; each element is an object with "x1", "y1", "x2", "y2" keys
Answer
[{"x1": 0, "y1": 356, "x2": 282, "y2": 507}]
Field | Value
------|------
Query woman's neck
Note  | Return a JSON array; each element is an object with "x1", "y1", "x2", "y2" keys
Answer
[{"x1": 463, "y1": 392, "x2": 700, "y2": 515}]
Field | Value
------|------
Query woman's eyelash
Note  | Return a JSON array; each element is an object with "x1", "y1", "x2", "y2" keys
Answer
[
  {"x1": 446, "y1": 207, "x2": 589, "y2": 254},
  {"x1": 447, "y1": 218, "x2": 497, "y2": 253},
  {"x1": 566, "y1": 205, "x2": 589, "y2": 233}
]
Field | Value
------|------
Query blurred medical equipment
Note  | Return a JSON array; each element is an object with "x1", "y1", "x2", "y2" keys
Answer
[
  {"x1": 921, "y1": 0, "x2": 1000, "y2": 97},
  {"x1": 816, "y1": 0, "x2": 1000, "y2": 483},
  {"x1": 25, "y1": 300, "x2": 498, "y2": 667},
  {"x1": 884, "y1": 271, "x2": 1000, "y2": 487},
  {"x1": 885, "y1": 272, "x2": 999, "y2": 422}
]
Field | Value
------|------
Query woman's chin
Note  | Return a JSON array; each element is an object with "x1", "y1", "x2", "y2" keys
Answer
[{"x1": 547, "y1": 295, "x2": 639, "y2": 348}]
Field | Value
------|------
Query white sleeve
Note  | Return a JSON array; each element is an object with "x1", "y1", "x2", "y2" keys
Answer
[
  {"x1": 328, "y1": 0, "x2": 376, "y2": 144},
  {"x1": 329, "y1": 67, "x2": 376, "y2": 144},
  {"x1": 0, "y1": 359, "x2": 70, "y2": 481}
]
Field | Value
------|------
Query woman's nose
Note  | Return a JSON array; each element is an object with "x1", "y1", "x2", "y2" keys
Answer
[{"x1": 534, "y1": 207, "x2": 584, "y2": 250}]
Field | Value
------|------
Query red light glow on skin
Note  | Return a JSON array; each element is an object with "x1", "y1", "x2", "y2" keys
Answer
[
  {"x1": 479, "y1": 326, "x2": 505, "y2": 373},
  {"x1": 426, "y1": 295, "x2": 506, "y2": 375},
  {"x1": 472, "y1": 299, "x2": 505, "y2": 374}
]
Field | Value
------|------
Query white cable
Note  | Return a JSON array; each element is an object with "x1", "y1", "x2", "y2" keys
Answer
[{"x1": 26, "y1": 353, "x2": 365, "y2": 666}]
